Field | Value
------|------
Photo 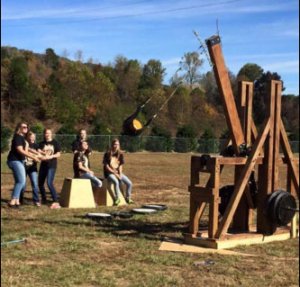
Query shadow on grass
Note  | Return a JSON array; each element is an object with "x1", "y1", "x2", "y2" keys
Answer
[
  {"x1": 1, "y1": 198, "x2": 10, "y2": 204},
  {"x1": 1, "y1": 193, "x2": 54, "y2": 208},
  {"x1": 3, "y1": 211, "x2": 193, "y2": 242},
  {"x1": 94, "y1": 218, "x2": 190, "y2": 241},
  {"x1": 71, "y1": 216, "x2": 189, "y2": 241},
  {"x1": 1, "y1": 194, "x2": 210, "y2": 242}
]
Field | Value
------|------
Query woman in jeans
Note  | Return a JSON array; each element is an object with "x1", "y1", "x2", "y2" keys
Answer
[
  {"x1": 74, "y1": 141, "x2": 102, "y2": 187},
  {"x1": 103, "y1": 138, "x2": 133, "y2": 206},
  {"x1": 7, "y1": 122, "x2": 41, "y2": 208},
  {"x1": 38, "y1": 128, "x2": 61, "y2": 209},
  {"x1": 72, "y1": 129, "x2": 92, "y2": 178},
  {"x1": 23, "y1": 131, "x2": 45, "y2": 206}
]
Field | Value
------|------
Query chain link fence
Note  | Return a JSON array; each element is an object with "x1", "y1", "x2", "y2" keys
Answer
[{"x1": 35, "y1": 134, "x2": 300, "y2": 154}]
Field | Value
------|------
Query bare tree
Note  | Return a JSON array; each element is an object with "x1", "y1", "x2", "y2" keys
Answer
[
  {"x1": 179, "y1": 52, "x2": 204, "y2": 89},
  {"x1": 74, "y1": 50, "x2": 83, "y2": 62},
  {"x1": 61, "y1": 49, "x2": 70, "y2": 58}
]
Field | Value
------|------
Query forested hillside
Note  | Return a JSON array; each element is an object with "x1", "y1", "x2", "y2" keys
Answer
[{"x1": 1, "y1": 46, "x2": 299, "y2": 140}]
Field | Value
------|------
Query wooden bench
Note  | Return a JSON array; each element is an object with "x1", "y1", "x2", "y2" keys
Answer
[{"x1": 59, "y1": 178, "x2": 96, "y2": 208}]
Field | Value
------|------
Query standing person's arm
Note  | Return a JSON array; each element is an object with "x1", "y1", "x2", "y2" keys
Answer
[
  {"x1": 38, "y1": 142, "x2": 58, "y2": 161},
  {"x1": 37, "y1": 149, "x2": 48, "y2": 156},
  {"x1": 48, "y1": 152, "x2": 61, "y2": 159},
  {"x1": 72, "y1": 140, "x2": 80, "y2": 153},
  {"x1": 16, "y1": 144, "x2": 41, "y2": 162},
  {"x1": 28, "y1": 148, "x2": 40, "y2": 155},
  {"x1": 53, "y1": 140, "x2": 62, "y2": 159},
  {"x1": 43, "y1": 140, "x2": 61, "y2": 160},
  {"x1": 29, "y1": 143, "x2": 46, "y2": 157}
]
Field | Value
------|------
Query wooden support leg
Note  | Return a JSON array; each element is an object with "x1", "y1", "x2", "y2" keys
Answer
[
  {"x1": 287, "y1": 166, "x2": 297, "y2": 198},
  {"x1": 257, "y1": 162, "x2": 276, "y2": 234},
  {"x1": 189, "y1": 194, "x2": 206, "y2": 236},
  {"x1": 232, "y1": 167, "x2": 250, "y2": 231},
  {"x1": 290, "y1": 214, "x2": 299, "y2": 239},
  {"x1": 257, "y1": 81, "x2": 281, "y2": 234},
  {"x1": 208, "y1": 159, "x2": 220, "y2": 238},
  {"x1": 280, "y1": 120, "x2": 299, "y2": 198},
  {"x1": 209, "y1": 193, "x2": 219, "y2": 238}
]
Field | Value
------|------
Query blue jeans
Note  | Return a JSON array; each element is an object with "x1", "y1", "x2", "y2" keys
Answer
[
  {"x1": 38, "y1": 165, "x2": 58, "y2": 202},
  {"x1": 7, "y1": 160, "x2": 26, "y2": 200},
  {"x1": 107, "y1": 174, "x2": 132, "y2": 200},
  {"x1": 80, "y1": 173, "x2": 102, "y2": 188},
  {"x1": 26, "y1": 170, "x2": 40, "y2": 203}
]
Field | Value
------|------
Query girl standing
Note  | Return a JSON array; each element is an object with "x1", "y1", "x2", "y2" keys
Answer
[
  {"x1": 24, "y1": 131, "x2": 44, "y2": 206},
  {"x1": 7, "y1": 122, "x2": 41, "y2": 208},
  {"x1": 38, "y1": 128, "x2": 61, "y2": 208}
]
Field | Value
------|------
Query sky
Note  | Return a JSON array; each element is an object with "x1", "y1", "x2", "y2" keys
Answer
[{"x1": 1, "y1": 0, "x2": 299, "y2": 95}]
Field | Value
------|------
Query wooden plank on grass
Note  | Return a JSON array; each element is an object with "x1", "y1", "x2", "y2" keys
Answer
[{"x1": 159, "y1": 240, "x2": 256, "y2": 256}]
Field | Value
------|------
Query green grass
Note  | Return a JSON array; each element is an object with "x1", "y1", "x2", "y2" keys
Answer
[{"x1": 1, "y1": 152, "x2": 299, "y2": 287}]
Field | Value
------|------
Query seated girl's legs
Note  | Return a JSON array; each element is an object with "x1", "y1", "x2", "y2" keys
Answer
[
  {"x1": 38, "y1": 165, "x2": 48, "y2": 202},
  {"x1": 28, "y1": 170, "x2": 40, "y2": 203},
  {"x1": 7, "y1": 160, "x2": 26, "y2": 204},
  {"x1": 107, "y1": 174, "x2": 121, "y2": 200},
  {"x1": 120, "y1": 174, "x2": 132, "y2": 199},
  {"x1": 80, "y1": 173, "x2": 102, "y2": 188},
  {"x1": 46, "y1": 167, "x2": 58, "y2": 202}
]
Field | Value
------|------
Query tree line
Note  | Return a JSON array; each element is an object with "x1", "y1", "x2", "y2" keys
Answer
[{"x1": 1, "y1": 46, "x2": 299, "y2": 152}]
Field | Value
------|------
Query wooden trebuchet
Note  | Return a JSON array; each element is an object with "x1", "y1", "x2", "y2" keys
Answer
[{"x1": 184, "y1": 34, "x2": 299, "y2": 249}]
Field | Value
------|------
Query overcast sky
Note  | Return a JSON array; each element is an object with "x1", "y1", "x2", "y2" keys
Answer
[{"x1": 1, "y1": 0, "x2": 299, "y2": 95}]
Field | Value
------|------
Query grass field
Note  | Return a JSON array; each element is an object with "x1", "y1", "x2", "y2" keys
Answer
[{"x1": 1, "y1": 152, "x2": 299, "y2": 287}]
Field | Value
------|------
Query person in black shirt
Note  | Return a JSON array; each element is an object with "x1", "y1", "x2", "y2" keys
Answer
[
  {"x1": 73, "y1": 141, "x2": 102, "y2": 187},
  {"x1": 103, "y1": 138, "x2": 133, "y2": 206},
  {"x1": 72, "y1": 129, "x2": 89, "y2": 152},
  {"x1": 72, "y1": 129, "x2": 92, "y2": 178},
  {"x1": 7, "y1": 122, "x2": 41, "y2": 208},
  {"x1": 38, "y1": 128, "x2": 61, "y2": 209}
]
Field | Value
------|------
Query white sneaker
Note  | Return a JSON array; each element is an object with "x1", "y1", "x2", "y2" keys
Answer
[{"x1": 50, "y1": 202, "x2": 61, "y2": 209}]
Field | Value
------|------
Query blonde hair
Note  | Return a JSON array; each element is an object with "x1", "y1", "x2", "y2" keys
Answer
[{"x1": 26, "y1": 131, "x2": 36, "y2": 141}]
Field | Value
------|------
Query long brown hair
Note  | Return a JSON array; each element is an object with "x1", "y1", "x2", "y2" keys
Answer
[
  {"x1": 43, "y1": 128, "x2": 53, "y2": 141},
  {"x1": 107, "y1": 138, "x2": 122, "y2": 160},
  {"x1": 14, "y1": 122, "x2": 28, "y2": 135}
]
